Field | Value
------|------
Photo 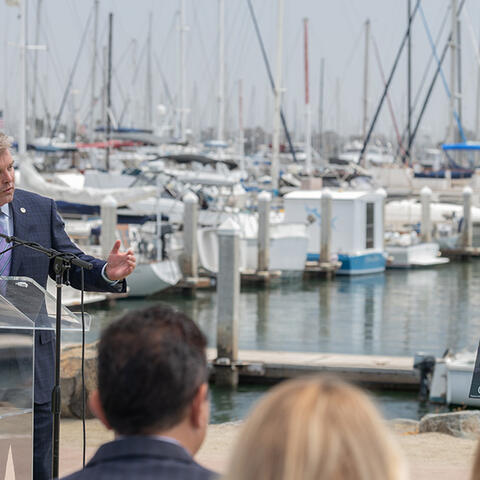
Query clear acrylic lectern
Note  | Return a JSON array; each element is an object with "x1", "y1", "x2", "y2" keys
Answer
[{"x1": 0, "y1": 276, "x2": 90, "y2": 480}]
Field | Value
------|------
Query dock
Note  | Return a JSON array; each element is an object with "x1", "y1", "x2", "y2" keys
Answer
[
  {"x1": 240, "y1": 270, "x2": 282, "y2": 285},
  {"x1": 440, "y1": 247, "x2": 480, "y2": 259},
  {"x1": 303, "y1": 261, "x2": 341, "y2": 280},
  {"x1": 208, "y1": 349, "x2": 420, "y2": 390},
  {"x1": 177, "y1": 276, "x2": 215, "y2": 293}
]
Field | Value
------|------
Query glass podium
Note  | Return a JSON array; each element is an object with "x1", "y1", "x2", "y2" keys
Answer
[{"x1": 0, "y1": 277, "x2": 90, "y2": 480}]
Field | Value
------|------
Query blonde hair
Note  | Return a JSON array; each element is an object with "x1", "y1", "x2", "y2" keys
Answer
[
  {"x1": 0, "y1": 133, "x2": 11, "y2": 155},
  {"x1": 471, "y1": 441, "x2": 480, "y2": 480},
  {"x1": 224, "y1": 376, "x2": 407, "y2": 480}
]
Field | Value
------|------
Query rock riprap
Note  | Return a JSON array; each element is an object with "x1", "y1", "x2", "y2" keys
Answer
[
  {"x1": 419, "y1": 411, "x2": 480, "y2": 439},
  {"x1": 60, "y1": 343, "x2": 98, "y2": 419}
]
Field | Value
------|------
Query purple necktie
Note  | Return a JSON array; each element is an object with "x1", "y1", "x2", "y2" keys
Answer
[{"x1": 0, "y1": 213, "x2": 12, "y2": 277}]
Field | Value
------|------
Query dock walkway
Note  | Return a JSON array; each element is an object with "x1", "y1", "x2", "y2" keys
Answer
[{"x1": 207, "y1": 349, "x2": 420, "y2": 389}]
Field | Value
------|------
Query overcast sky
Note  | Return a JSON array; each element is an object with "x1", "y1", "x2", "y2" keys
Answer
[{"x1": 2, "y1": 0, "x2": 480, "y2": 145}]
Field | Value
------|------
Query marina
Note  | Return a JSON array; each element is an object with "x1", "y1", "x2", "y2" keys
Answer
[
  {"x1": 61, "y1": 258, "x2": 480, "y2": 419},
  {"x1": 4, "y1": 0, "x2": 480, "y2": 477}
]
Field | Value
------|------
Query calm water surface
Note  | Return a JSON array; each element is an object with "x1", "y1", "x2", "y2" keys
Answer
[{"x1": 66, "y1": 260, "x2": 480, "y2": 422}]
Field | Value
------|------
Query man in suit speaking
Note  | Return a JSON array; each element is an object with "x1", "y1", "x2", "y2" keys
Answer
[
  {"x1": 62, "y1": 305, "x2": 215, "y2": 480},
  {"x1": 0, "y1": 132, "x2": 136, "y2": 480}
]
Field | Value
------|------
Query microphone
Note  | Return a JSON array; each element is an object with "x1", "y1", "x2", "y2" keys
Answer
[
  {"x1": 0, "y1": 233, "x2": 94, "y2": 270},
  {"x1": 0, "y1": 232, "x2": 13, "y2": 243}
]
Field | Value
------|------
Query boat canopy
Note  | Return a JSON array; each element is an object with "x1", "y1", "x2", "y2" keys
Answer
[
  {"x1": 18, "y1": 157, "x2": 157, "y2": 207},
  {"x1": 158, "y1": 153, "x2": 238, "y2": 170},
  {"x1": 441, "y1": 143, "x2": 480, "y2": 150},
  {"x1": 94, "y1": 127, "x2": 153, "y2": 134},
  {"x1": 55, "y1": 201, "x2": 166, "y2": 224}
]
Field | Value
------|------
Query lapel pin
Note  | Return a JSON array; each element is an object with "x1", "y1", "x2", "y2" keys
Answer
[{"x1": 20, "y1": 207, "x2": 26, "y2": 213}]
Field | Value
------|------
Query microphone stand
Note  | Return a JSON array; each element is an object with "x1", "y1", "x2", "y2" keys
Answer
[{"x1": 0, "y1": 234, "x2": 93, "y2": 479}]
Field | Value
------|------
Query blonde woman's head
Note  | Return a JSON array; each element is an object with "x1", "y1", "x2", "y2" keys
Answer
[{"x1": 224, "y1": 376, "x2": 407, "y2": 480}]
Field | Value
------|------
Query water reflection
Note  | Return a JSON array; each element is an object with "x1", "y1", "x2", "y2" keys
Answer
[
  {"x1": 208, "y1": 384, "x2": 452, "y2": 424},
  {"x1": 62, "y1": 261, "x2": 480, "y2": 423},
  {"x1": 256, "y1": 288, "x2": 269, "y2": 346},
  {"x1": 72, "y1": 260, "x2": 480, "y2": 360},
  {"x1": 209, "y1": 384, "x2": 268, "y2": 424}
]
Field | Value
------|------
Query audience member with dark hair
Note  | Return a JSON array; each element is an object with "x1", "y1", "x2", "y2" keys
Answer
[{"x1": 62, "y1": 304, "x2": 215, "y2": 480}]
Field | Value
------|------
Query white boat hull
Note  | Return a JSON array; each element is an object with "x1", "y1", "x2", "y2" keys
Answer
[
  {"x1": 430, "y1": 353, "x2": 480, "y2": 407},
  {"x1": 127, "y1": 260, "x2": 181, "y2": 297},
  {"x1": 197, "y1": 222, "x2": 308, "y2": 274},
  {"x1": 446, "y1": 358, "x2": 480, "y2": 407},
  {"x1": 386, "y1": 243, "x2": 449, "y2": 268}
]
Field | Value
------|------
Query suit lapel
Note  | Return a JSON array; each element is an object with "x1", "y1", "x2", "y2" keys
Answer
[{"x1": 10, "y1": 193, "x2": 34, "y2": 276}]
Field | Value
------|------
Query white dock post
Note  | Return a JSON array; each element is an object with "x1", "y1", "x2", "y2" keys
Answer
[
  {"x1": 216, "y1": 218, "x2": 240, "y2": 387},
  {"x1": 376, "y1": 188, "x2": 387, "y2": 251},
  {"x1": 420, "y1": 186, "x2": 432, "y2": 243},
  {"x1": 183, "y1": 191, "x2": 199, "y2": 278},
  {"x1": 257, "y1": 191, "x2": 271, "y2": 272},
  {"x1": 320, "y1": 189, "x2": 332, "y2": 263},
  {"x1": 101, "y1": 195, "x2": 117, "y2": 260},
  {"x1": 462, "y1": 186, "x2": 473, "y2": 249}
]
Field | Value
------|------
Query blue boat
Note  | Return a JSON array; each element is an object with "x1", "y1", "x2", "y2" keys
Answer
[
  {"x1": 284, "y1": 190, "x2": 387, "y2": 275},
  {"x1": 307, "y1": 251, "x2": 387, "y2": 275},
  {"x1": 337, "y1": 252, "x2": 387, "y2": 275}
]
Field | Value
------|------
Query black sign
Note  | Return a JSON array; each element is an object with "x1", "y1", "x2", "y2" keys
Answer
[{"x1": 469, "y1": 341, "x2": 480, "y2": 398}]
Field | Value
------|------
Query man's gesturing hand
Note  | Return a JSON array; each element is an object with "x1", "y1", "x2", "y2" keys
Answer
[{"x1": 105, "y1": 240, "x2": 136, "y2": 281}]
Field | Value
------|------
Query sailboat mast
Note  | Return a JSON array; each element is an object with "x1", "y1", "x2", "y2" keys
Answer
[
  {"x1": 448, "y1": 0, "x2": 457, "y2": 143},
  {"x1": 32, "y1": 0, "x2": 43, "y2": 139},
  {"x1": 476, "y1": 21, "x2": 480, "y2": 139},
  {"x1": 106, "y1": 12, "x2": 113, "y2": 170},
  {"x1": 456, "y1": 16, "x2": 462, "y2": 139},
  {"x1": 238, "y1": 79, "x2": 245, "y2": 162},
  {"x1": 303, "y1": 18, "x2": 312, "y2": 175},
  {"x1": 407, "y1": 0, "x2": 412, "y2": 155},
  {"x1": 217, "y1": 0, "x2": 225, "y2": 141},
  {"x1": 362, "y1": 19, "x2": 370, "y2": 140},
  {"x1": 102, "y1": 46, "x2": 107, "y2": 137},
  {"x1": 335, "y1": 77, "x2": 340, "y2": 136},
  {"x1": 18, "y1": 0, "x2": 26, "y2": 155},
  {"x1": 145, "y1": 12, "x2": 153, "y2": 129},
  {"x1": 178, "y1": 0, "x2": 187, "y2": 141},
  {"x1": 319, "y1": 57, "x2": 324, "y2": 155},
  {"x1": 89, "y1": 0, "x2": 99, "y2": 140},
  {"x1": 271, "y1": 0, "x2": 284, "y2": 192}
]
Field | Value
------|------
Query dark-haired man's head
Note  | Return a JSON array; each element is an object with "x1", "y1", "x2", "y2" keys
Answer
[{"x1": 89, "y1": 304, "x2": 209, "y2": 455}]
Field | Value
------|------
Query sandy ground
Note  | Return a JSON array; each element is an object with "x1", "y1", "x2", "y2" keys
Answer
[{"x1": 56, "y1": 418, "x2": 478, "y2": 480}]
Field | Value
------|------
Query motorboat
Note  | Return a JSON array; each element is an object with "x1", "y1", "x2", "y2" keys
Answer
[
  {"x1": 197, "y1": 215, "x2": 308, "y2": 274},
  {"x1": 385, "y1": 231, "x2": 449, "y2": 268},
  {"x1": 429, "y1": 351, "x2": 480, "y2": 407},
  {"x1": 283, "y1": 189, "x2": 387, "y2": 275}
]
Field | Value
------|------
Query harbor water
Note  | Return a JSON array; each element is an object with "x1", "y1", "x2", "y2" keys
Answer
[{"x1": 66, "y1": 260, "x2": 480, "y2": 422}]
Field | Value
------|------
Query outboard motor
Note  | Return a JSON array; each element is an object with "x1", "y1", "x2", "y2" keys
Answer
[{"x1": 413, "y1": 352, "x2": 436, "y2": 402}]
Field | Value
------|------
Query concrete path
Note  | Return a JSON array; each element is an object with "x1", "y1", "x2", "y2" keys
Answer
[{"x1": 57, "y1": 419, "x2": 477, "y2": 480}]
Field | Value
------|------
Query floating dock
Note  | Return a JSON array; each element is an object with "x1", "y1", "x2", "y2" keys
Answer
[
  {"x1": 208, "y1": 349, "x2": 420, "y2": 390},
  {"x1": 440, "y1": 247, "x2": 480, "y2": 259},
  {"x1": 303, "y1": 261, "x2": 341, "y2": 280}
]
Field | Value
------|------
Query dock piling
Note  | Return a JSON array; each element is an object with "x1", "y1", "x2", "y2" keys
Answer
[
  {"x1": 215, "y1": 219, "x2": 240, "y2": 387},
  {"x1": 420, "y1": 186, "x2": 432, "y2": 243},
  {"x1": 320, "y1": 189, "x2": 332, "y2": 263},
  {"x1": 101, "y1": 195, "x2": 117, "y2": 260},
  {"x1": 182, "y1": 191, "x2": 199, "y2": 278},
  {"x1": 376, "y1": 188, "x2": 387, "y2": 250},
  {"x1": 257, "y1": 190, "x2": 271, "y2": 272},
  {"x1": 462, "y1": 186, "x2": 473, "y2": 249}
]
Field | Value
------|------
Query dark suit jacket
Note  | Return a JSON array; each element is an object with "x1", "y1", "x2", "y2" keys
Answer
[
  {"x1": 10, "y1": 189, "x2": 126, "y2": 403},
  {"x1": 61, "y1": 437, "x2": 216, "y2": 480}
]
